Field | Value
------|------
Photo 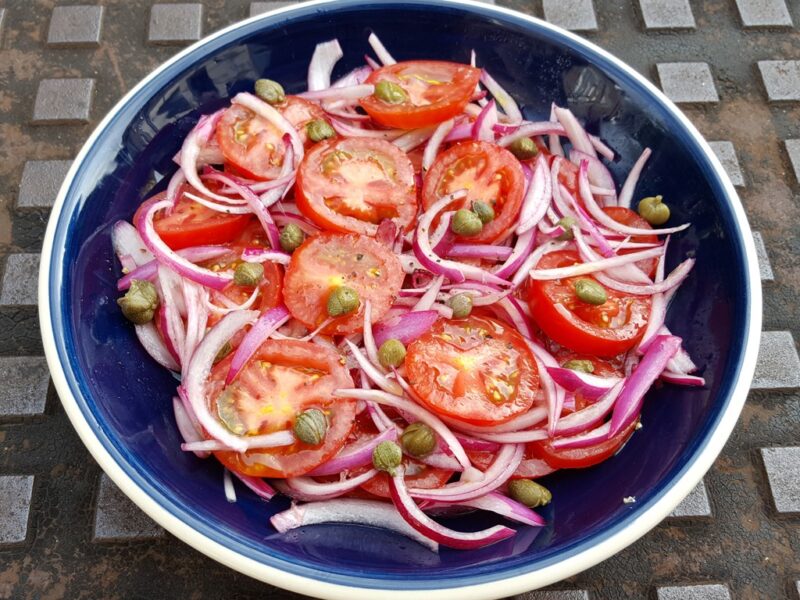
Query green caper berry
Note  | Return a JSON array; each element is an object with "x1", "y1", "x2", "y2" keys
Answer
[
  {"x1": 401, "y1": 422, "x2": 436, "y2": 458},
  {"x1": 293, "y1": 408, "x2": 328, "y2": 445},
  {"x1": 117, "y1": 279, "x2": 159, "y2": 324},
  {"x1": 306, "y1": 119, "x2": 335, "y2": 142},
  {"x1": 447, "y1": 293, "x2": 473, "y2": 319},
  {"x1": 471, "y1": 200, "x2": 495, "y2": 224},
  {"x1": 508, "y1": 137, "x2": 539, "y2": 160},
  {"x1": 378, "y1": 339, "x2": 406, "y2": 369},
  {"x1": 556, "y1": 216, "x2": 577, "y2": 241},
  {"x1": 637, "y1": 195, "x2": 670, "y2": 226},
  {"x1": 574, "y1": 278, "x2": 607, "y2": 306},
  {"x1": 508, "y1": 479, "x2": 552, "y2": 508},
  {"x1": 254, "y1": 79, "x2": 285, "y2": 105},
  {"x1": 374, "y1": 80, "x2": 408, "y2": 105},
  {"x1": 214, "y1": 340, "x2": 233, "y2": 364},
  {"x1": 279, "y1": 223, "x2": 305, "y2": 253},
  {"x1": 326, "y1": 285, "x2": 360, "y2": 317},
  {"x1": 233, "y1": 262, "x2": 264, "y2": 287},
  {"x1": 372, "y1": 440, "x2": 403, "y2": 475},
  {"x1": 563, "y1": 359, "x2": 595, "y2": 374},
  {"x1": 450, "y1": 209, "x2": 483, "y2": 237}
]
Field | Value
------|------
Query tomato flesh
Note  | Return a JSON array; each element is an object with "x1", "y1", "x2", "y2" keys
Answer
[
  {"x1": 283, "y1": 232, "x2": 405, "y2": 335},
  {"x1": 210, "y1": 340, "x2": 356, "y2": 478},
  {"x1": 528, "y1": 250, "x2": 651, "y2": 357},
  {"x1": 603, "y1": 206, "x2": 659, "y2": 277},
  {"x1": 422, "y1": 141, "x2": 525, "y2": 243},
  {"x1": 361, "y1": 61, "x2": 481, "y2": 129},
  {"x1": 296, "y1": 137, "x2": 417, "y2": 235},
  {"x1": 406, "y1": 315, "x2": 540, "y2": 426}
]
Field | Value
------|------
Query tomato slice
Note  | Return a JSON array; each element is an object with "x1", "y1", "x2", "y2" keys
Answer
[
  {"x1": 295, "y1": 137, "x2": 417, "y2": 235},
  {"x1": 283, "y1": 232, "x2": 405, "y2": 335},
  {"x1": 603, "y1": 206, "x2": 659, "y2": 277},
  {"x1": 422, "y1": 141, "x2": 525, "y2": 243},
  {"x1": 217, "y1": 96, "x2": 328, "y2": 181},
  {"x1": 359, "y1": 459, "x2": 453, "y2": 499},
  {"x1": 554, "y1": 351, "x2": 624, "y2": 411},
  {"x1": 134, "y1": 187, "x2": 253, "y2": 251},
  {"x1": 406, "y1": 315, "x2": 540, "y2": 426},
  {"x1": 209, "y1": 340, "x2": 356, "y2": 478},
  {"x1": 528, "y1": 250, "x2": 651, "y2": 357},
  {"x1": 360, "y1": 61, "x2": 481, "y2": 129},
  {"x1": 527, "y1": 418, "x2": 639, "y2": 469}
]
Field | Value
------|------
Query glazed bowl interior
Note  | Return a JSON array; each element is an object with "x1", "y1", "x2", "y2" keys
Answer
[{"x1": 42, "y1": 0, "x2": 758, "y2": 596}]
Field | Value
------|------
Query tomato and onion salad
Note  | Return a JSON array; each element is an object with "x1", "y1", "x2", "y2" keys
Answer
[{"x1": 111, "y1": 32, "x2": 701, "y2": 553}]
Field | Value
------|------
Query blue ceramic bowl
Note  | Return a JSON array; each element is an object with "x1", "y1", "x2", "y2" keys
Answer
[{"x1": 39, "y1": 1, "x2": 762, "y2": 597}]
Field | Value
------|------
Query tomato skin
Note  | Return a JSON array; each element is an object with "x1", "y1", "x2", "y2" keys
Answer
[
  {"x1": 217, "y1": 96, "x2": 328, "y2": 181},
  {"x1": 603, "y1": 206, "x2": 658, "y2": 277},
  {"x1": 295, "y1": 137, "x2": 417, "y2": 235},
  {"x1": 528, "y1": 250, "x2": 651, "y2": 358},
  {"x1": 422, "y1": 141, "x2": 525, "y2": 243},
  {"x1": 134, "y1": 187, "x2": 253, "y2": 251},
  {"x1": 360, "y1": 61, "x2": 481, "y2": 129},
  {"x1": 406, "y1": 315, "x2": 540, "y2": 426},
  {"x1": 527, "y1": 418, "x2": 639, "y2": 469},
  {"x1": 283, "y1": 232, "x2": 405, "y2": 335},
  {"x1": 209, "y1": 340, "x2": 357, "y2": 478}
]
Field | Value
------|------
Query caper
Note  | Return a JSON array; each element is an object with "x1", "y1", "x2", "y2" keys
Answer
[
  {"x1": 293, "y1": 408, "x2": 328, "y2": 445},
  {"x1": 574, "y1": 278, "x2": 607, "y2": 305},
  {"x1": 447, "y1": 293, "x2": 473, "y2": 319},
  {"x1": 374, "y1": 80, "x2": 408, "y2": 105},
  {"x1": 254, "y1": 78, "x2": 285, "y2": 105},
  {"x1": 563, "y1": 359, "x2": 595, "y2": 374},
  {"x1": 508, "y1": 479, "x2": 552, "y2": 508},
  {"x1": 306, "y1": 119, "x2": 335, "y2": 142},
  {"x1": 117, "y1": 279, "x2": 159, "y2": 324},
  {"x1": 214, "y1": 340, "x2": 233, "y2": 364},
  {"x1": 279, "y1": 223, "x2": 305, "y2": 253},
  {"x1": 401, "y1": 422, "x2": 436, "y2": 458},
  {"x1": 450, "y1": 209, "x2": 483, "y2": 237},
  {"x1": 326, "y1": 285, "x2": 360, "y2": 317},
  {"x1": 471, "y1": 200, "x2": 495, "y2": 224},
  {"x1": 556, "y1": 216, "x2": 577, "y2": 241},
  {"x1": 372, "y1": 440, "x2": 403, "y2": 475},
  {"x1": 508, "y1": 137, "x2": 539, "y2": 160},
  {"x1": 378, "y1": 339, "x2": 406, "y2": 369},
  {"x1": 637, "y1": 195, "x2": 670, "y2": 226},
  {"x1": 233, "y1": 262, "x2": 264, "y2": 287}
]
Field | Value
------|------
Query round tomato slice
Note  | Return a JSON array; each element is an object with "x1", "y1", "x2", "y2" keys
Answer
[
  {"x1": 217, "y1": 96, "x2": 328, "y2": 181},
  {"x1": 527, "y1": 418, "x2": 639, "y2": 469},
  {"x1": 422, "y1": 141, "x2": 525, "y2": 243},
  {"x1": 135, "y1": 187, "x2": 253, "y2": 251},
  {"x1": 360, "y1": 61, "x2": 481, "y2": 129},
  {"x1": 603, "y1": 206, "x2": 659, "y2": 277},
  {"x1": 209, "y1": 340, "x2": 356, "y2": 478},
  {"x1": 406, "y1": 315, "x2": 540, "y2": 426},
  {"x1": 283, "y1": 232, "x2": 405, "y2": 335},
  {"x1": 295, "y1": 137, "x2": 417, "y2": 235},
  {"x1": 528, "y1": 250, "x2": 651, "y2": 358}
]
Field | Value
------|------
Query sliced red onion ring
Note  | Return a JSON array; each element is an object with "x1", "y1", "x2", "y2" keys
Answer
[
  {"x1": 661, "y1": 371, "x2": 705, "y2": 386},
  {"x1": 618, "y1": 147, "x2": 652, "y2": 209},
  {"x1": 516, "y1": 154, "x2": 551, "y2": 235},
  {"x1": 178, "y1": 109, "x2": 233, "y2": 203},
  {"x1": 334, "y1": 388, "x2": 472, "y2": 471},
  {"x1": 272, "y1": 211, "x2": 319, "y2": 235},
  {"x1": 609, "y1": 335, "x2": 681, "y2": 437},
  {"x1": 118, "y1": 246, "x2": 230, "y2": 291},
  {"x1": 447, "y1": 405, "x2": 547, "y2": 436},
  {"x1": 373, "y1": 310, "x2": 438, "y2": 346},
  {"x1": 330, "y1": 118, "x2": 404, "y2": 140},
  {"x1": 393, "y1": 126, "x2": 437, "y2": 152},
  {"x1": 206, "y1": 286, "x2": 259, "y2": 315},
  {"x1": 529, "y1": 245, "x2": 664, "y2": 280},
  {"x1": 590, "y1": 135, "x2": 615, "y2": 161},
  {"x1": 307, "y1": 38, "x2": 344, "y2": 91},
  {"x1": 181, "y1": 279, "x2": 209, "y2": 378},
  {"x1": 497, "y1": 122, "x2": 566, "y2": 148},
  {"x1": 344, "y1": 340, "x2": 403, "y2": 396},
  {"x1": 431, "y1": 491, "x2": 545, "y2": 527},
  {"x1": 182, "y1": 430, "x2": 294, "y2": 452},
  {"x1": 472, "y1": 99, "x2": 497, "y2": 141},
  {"x1": 307, "y1": 428, "x2": 398, "y2": 476},
  {"x1": 112, "y1": 220, "x2": 153, "y2": 268},
  {"x1": 514, "y1": 457, "x2": 557, "y2": 479},
  {"x1": 510, "y1": 240, "x2": 569, "y2": 288},
  {"x1": 570, "y1": 173, "x2": 616, "y2": 257},
  {"x1": 553, "y1": 380, "x2": 624, "y2": 437},
  {"x1": 389, "y1": 466, "x2": 516, "y2": 549},
  {"x1": 594, "y1": 258, "x2": 694, "y2": 295},
  {"x1": 412, "y1": 275, "x2": 444, "y2": 312},
  {"x1": 158, "y1": 266, "x2": 187, "y2": 363},
  {"x1": 468, "y1": 428, "x2": 548, "y2": 444},
  {"x1": 525, "y1": 340, "x2": 565, "y2": 434},
  {"x1": 232, "y1": 472, "x2": 276, "y2": 501},
  {"x1": 455, "y1": 435, "x2": 500, "y2": 452},
  {"x1": 548, "y1": 103, "x2": 564, "y2": 157},
  {"x1": 285, "y1": 469, "x2": 379, "y2": 501},
  {"x1": 362, "y1": 300, "x2": 382, "y2": 370},
  {"x1": 270, "y1": 499, "x2": 439, "y2": 552},
  {"x1": 368, "y1": 32, "x2": 396, "y2": 65},
  {"x1": 546, "y1": 366, "x2": 622, "y2": 401},
  {"x1": 444, "y1": 121, "x2": 474, "y2": 142},
  {"x1": 480, "y1": 71, "x2": 522, "y2": 124},
  {"x1": 570, "y1": 149, "x2": 616, "y2": 197},
  {"x1": 551, "y1": 421, "x2": 612, "y2": 450},
  {"x1": 172, "y1": 397, "x2": 209, "y2": 459},
  {"x1": 136, "y1": 322, "x2": 180, "y2": 371},
  {"x1": 226, "y1": 306, "x2": 290, "y2": 384},
  {"x1": 423, "y1": 118, "x2": 456, "y2": 171},
  {"x1": 446, "y1": 244, "x2": 513, "y2": 260},
  {"x1": 553, "y1": 106, "x2": 596, "y2": 158},
  {"x1": 573, "y1": 226, "x2": 654, "y2": 285},
  {"x1": 331, "y1": 65, "x2": 372, "y2": 88},
  {"x1": 240, "y1": 248, "x2": 291, "y2": 265}
]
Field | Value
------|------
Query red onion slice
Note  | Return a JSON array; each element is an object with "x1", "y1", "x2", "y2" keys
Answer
[
  {"x1": 529, "y1": 245, "x2": 664, "y2": 280},
  {"x1": 553, "y1": 105, "x2": 596, "y2": 158},
  {"x1": 593, "y1": 258, "x2": 694, "y2": 295},
  {"x1": 661, "y1": 371, "x2": 705, "y2": 386},
  {"x1": 179, "y1": 109, "x2": 233, "y2": 203},
  {"x1": 307, "y1": 428, "x2": 398, "y2": 476},
  {"x1": 373, "y1": 310, "x2": 439, "y2": 346},
  {"x1": 516, "y1": 154, "x2": 552, "y2": 235},
  {"x1": 330, "y1": 118, "x2": 404, "y2": 140},
  {"x1": 618, "y1": 147, "x2": 652, "y2": 209},
  {"x1": 447, "y1": 244, "x2": 513, "y2": 260},
  {"x1": 412, "y1": 275, "x2": 444, "y2": 312},
  {"x1": 368, "y1": 32, "x2": 396, "y2": 66},
  {"x1": 551, "y1": 421, "x2": 612, "y2": 450},
  {"x1": 570, "y1": 149, "x2": 616, "y2": 198},
  {"x1": 331, "y1": 65, "x2": 373, "y2": 88},
  {"x1": 286, "y1": 469, "x2": 379, "y2": 501},
  {"x1": 307, "y1": 38, "x2": 344, "y2": 91},
  {"x1": 112, "y1": 220, "x2": 154, "y2": 268},
  {"x1": 441, "y1": 491, "x2": 546, "y2": 527},
  {"x1": 472, "y1": 99, "x2": 498, "y2": 141},
  {"x1": 181, "y1": 431, "x2": 294, "y2": 452},
  {"x1": 423, "y1": 118, "x2": 456, "y2": 171},
  {"x1": 546, "y1": 366, "x2": 621, "y2": 400},
  {"x1": 271, "y1": 499, "x2": 439, "y2": 552},
  {"x1": 609, "y1": 335, "x2": 681, "y2": 437},
  {"x1": 393, "y1": 126, "x2": 438, "y2": 152},
  {"x1": 136, "y1": 322, "x2": 180, "y2": 371},
  {"x1": 226, "y1": 306, "x2": 290, "y2": 384},
  {"x1": 232, "y1": 472, "x2": 276, "y2": 501},
  {"x1": 552, "y1": 381, "x2": 624, "y2": 437},
  {"x1": 118, "y1": 246, "x2": 230, "y2": 291},
  {"x1": 480, "y1": 71, "x2": 522, "y2": 124},
  {"x1": 240, "y1": 248, "x2": 291, "y2": 265},
  {"x1": 172, "y1": 396, "x2": 209, "y2": 459},
  {"x1": 390, "y1": 466, "x2": 516, "y2": 549},
  {"x1": 344, "y1": 340, "x2": 403, "y2": 395},
  {"x1": 444, "y1": 121, "x2": 474, "y2": 142},
  {"x1": 232, "y1": 93, "x2": 303, "y2": 166},
  {"x1": 497, "y1": 121, "x2": 567, "y2": 147}
]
